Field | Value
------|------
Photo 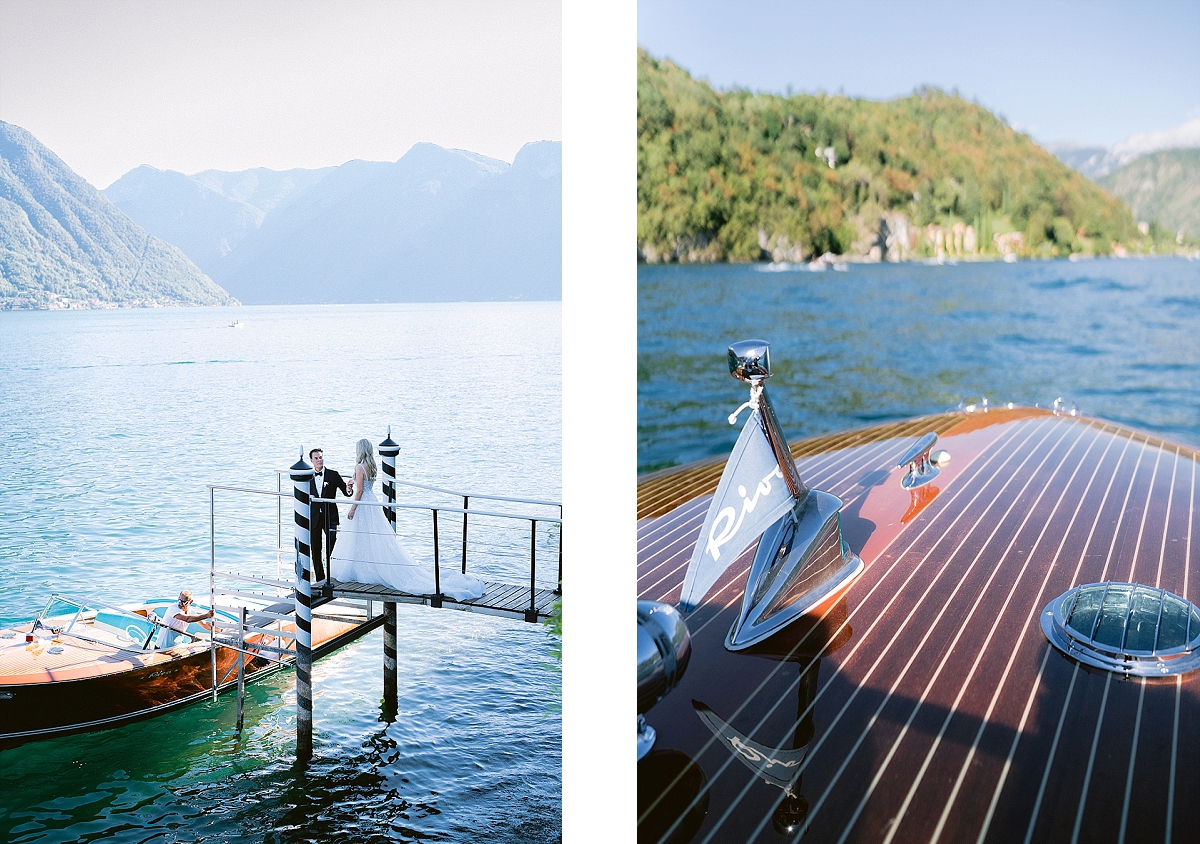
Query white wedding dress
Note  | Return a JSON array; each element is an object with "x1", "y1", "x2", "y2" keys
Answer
[{"x1": 330, "y1": 468, "x2": 485, "y2": 601}]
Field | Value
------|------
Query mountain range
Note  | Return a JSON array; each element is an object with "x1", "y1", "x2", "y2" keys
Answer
[
  {"x1": 1050, "y1": 119, "x2": 1200, "y2": 241},
  {"x1": 1049, "y1": 119, "x2": 1200, "y2": 179},
  {"x1": 105, "y1": 141, "x2": 562, "y2": 304},
  {"x1": 0, "y1": 120, "x2": 234, "y2": 309}
]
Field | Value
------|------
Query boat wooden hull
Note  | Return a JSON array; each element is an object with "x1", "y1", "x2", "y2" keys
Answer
[
  {"x1": 0, "y1": 608, "x2": 381, "y2": 747},
  {"x1": 638, "y1": 408, "x2": 1200, "y2": 844}
]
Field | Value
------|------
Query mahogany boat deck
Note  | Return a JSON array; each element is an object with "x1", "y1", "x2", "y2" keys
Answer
[{"x1": 637, "y1": 407, "x2": 1199, "y2": 844}]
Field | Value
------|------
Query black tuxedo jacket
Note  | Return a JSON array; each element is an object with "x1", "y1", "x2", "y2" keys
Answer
[{"x1": 311, "y1": 468, "x2": 350, "y2": 530}]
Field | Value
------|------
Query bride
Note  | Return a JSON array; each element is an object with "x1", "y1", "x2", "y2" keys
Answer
[{"x1": 330, "y1": 439, "x2": 485, "y2": 601}]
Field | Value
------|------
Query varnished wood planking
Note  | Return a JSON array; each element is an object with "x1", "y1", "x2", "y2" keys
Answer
[{"x1": 637, "y1": 411, "x2": 1200, "y2": 844}]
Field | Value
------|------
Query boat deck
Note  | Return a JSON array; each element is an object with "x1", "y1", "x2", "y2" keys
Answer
[{"x1": 637, "y1": 407, "x2": 1200, "y2": 844}]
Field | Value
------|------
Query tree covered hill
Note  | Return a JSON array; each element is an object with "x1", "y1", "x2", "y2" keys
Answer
[
  {"x1": 1099, "y1": 148, "x2": 1200, "y2": 243},
  {"x1": 0, "y1": 121, "x2": 235, "y2": 309},
  {"x1": 638, "y1": 49, "x2": 1147, "y2": 263}
]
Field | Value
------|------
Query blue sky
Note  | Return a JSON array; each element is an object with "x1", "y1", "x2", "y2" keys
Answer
[{"x1": 638, "y1": 0, "x2": 1200, "y2": 148}]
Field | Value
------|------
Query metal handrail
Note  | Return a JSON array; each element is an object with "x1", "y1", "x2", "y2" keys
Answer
[
  {"x1": 207, "y1": 485, "x2": 561, "y2": 524},
  {"x1": 310, "y1": 495, "x2": 562, "y2": 524},
  {"x1": 273, "y1": 469, "x2": 561, "y2": 510}
]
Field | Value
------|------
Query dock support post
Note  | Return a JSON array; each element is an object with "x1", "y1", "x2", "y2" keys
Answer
[
  {"x1": 236, "y1": 606, "x2": 246, "y2": 734},
  {"x1": 525, "y1": 519, "x2": 538, "y2": 623},
  {"x1": 382, "y1": 602, "x2": 397, "y2": 721},
  {"x1": 378, "y1": 430, "x2": 401, "y2": 719},
  {"x1": 290, "y1": 452, "x2": 315, "y2": 763}
]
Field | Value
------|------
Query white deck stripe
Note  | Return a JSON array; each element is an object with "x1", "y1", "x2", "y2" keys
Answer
[
  {"x1": 928, "y1": 424, "x2": 1121, "y2": 844},
  {"x1": 1117, "y1": 678, "x2": 1147, "y2": 844},
  {"x1": 1153, "y1": 448, "x2": 1180, "y2": 589},
  {"x1": 665, "y1": 418, "x2": 1045, "y2": 844},
  {"x1": 1166, "y1": 676, "x2": 1181, "y2": 844},
  {"x1": 1168, "y1": 462, "x2": 1194, "y2": 844},
  {"x1": 1098, "y1": 436, "x2": 1151, "y2": 581},
  {"x1": 1070, "y1": 671, "x2": 1113, "y2": 844},
  {"x1": 1123, "y1": 441, "x2": 1164, "y2": 582},
  {"x1": 1185, "y1": 457, "x2": 1195, "y2": 602},
  {"x1": 832, "y1": 420, "x2": 1085, "y2": 844},
  {"x1": 973, "y1": 645, "x2": 1050, "y2": 844},
  {"x1": 636, "y1": 495, "x2": 708, "y2": 555}
]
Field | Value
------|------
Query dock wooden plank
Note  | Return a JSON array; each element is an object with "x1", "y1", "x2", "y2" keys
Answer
[
  {"x1": 483, "y1": 585, "x2": 525, "y2": 609},
  {"x1": 326, "y1": 578, "x2": 556, "y2": 620}
]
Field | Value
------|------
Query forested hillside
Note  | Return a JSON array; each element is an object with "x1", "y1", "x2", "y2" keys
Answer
[{"x1": 638, "y1": 49, "x2": 1148, "y2": 263}]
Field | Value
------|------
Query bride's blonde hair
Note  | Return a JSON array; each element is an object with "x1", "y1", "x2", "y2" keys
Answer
[{"x1": 355, "y1": 438, "x2": 377, "y2": 480}]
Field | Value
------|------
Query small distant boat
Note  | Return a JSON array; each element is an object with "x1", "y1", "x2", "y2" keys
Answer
[
  {"x1": 806, "y1": 253, "x2": 848, "y2": 272},
  {"x1": 0, "y1": 593, "x2": 369, "y2": 747},
  {"x1": 229, "y1": 320, "x2": 245, "y2": 328}
]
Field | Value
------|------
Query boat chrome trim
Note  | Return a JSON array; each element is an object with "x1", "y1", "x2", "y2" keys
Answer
[{"x1": 726, "y1": 490, "x2": 863, "y2": 651}]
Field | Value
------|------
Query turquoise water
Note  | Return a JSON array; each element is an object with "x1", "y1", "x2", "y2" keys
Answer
[
  {"x1": 0, "y1": 303, "x2": 561, "y2": 842},
  {"x1": 638, "y1": 258, "x2": 1200, "y2": 472}
]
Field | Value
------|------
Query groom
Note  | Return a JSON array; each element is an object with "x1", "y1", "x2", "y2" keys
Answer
[{"x1": 309, "y1": 448, "x2": 351, "y2": 582}]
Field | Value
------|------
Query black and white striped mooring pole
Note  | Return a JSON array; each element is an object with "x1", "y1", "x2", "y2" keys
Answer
[
  {"x1": 290, "y1": 450, "x2": 315, "y2": 762},
  {"x1": 378, "y1": 429, "x2": 400, "y2": 721}
]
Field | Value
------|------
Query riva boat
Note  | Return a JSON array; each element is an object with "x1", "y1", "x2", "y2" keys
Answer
[
  {"x1": 0, "y1": 593, "x2": 370, "y2": 747},
  {"x1": 637, "y1": 340, "x2": 1199, "y2": 843}
]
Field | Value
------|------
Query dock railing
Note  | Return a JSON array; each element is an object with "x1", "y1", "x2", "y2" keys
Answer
[{"x1": 207, "y1": 475, "x2": 562, "y2": 624}]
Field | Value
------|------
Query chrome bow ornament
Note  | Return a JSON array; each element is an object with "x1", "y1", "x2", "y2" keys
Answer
[{"x1": 679, "y1": 340, "x2": 863, "y2": 651}]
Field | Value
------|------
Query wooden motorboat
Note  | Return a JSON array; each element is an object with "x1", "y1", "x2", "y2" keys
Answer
[
  {"x1": 637, "y1": 341, "x2": 1199, "y2": 843},
  {"x1": 0, "y1": 594, "x2": 371, "y2": 747}
]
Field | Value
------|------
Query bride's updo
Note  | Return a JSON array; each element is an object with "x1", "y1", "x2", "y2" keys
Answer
[{"x1": 355, "y1": 438, "x2": 378, "y2": 480}]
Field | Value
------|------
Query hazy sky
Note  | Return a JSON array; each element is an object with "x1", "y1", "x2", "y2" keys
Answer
[
  {"x1": 0, "y1": 0, "x2": 561, "y2": 188},
  {"x1": 638, "y1": 0, "x2": 1200, "y2": 149}
]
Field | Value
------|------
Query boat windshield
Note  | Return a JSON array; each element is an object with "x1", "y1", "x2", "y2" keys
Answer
[{"x1": 34, "y1": 594, "x2": 200, "y2": 652}]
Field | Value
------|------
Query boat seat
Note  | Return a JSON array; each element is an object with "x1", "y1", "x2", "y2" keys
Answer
[{"x1": 96, "y1": 610, "x2": 157, "y2": 645}]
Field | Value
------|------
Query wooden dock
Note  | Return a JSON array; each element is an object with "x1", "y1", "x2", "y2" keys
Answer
[
  {"x1": 327, "y1": 580, "x2": 559, "y2": 623},
  {"x1": 205, "y1": 438, "x2": 561, "y2": 763}
]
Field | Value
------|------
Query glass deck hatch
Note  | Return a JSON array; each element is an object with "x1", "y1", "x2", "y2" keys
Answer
[{"x1": 1042, "y1": 582, "x2": 1200, "y2": 677}]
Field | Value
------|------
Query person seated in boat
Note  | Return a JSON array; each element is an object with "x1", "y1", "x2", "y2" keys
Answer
[{"x1": 155, "y1": 590, "x2": 215, "y2": 648}]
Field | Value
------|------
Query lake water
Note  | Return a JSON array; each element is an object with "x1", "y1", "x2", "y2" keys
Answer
[
  {"x1": 0, "y1": 303, "x2": 562, "y2": 842},
  {"x1": 639, "y1": 257, "x2": 1200, "y2": 472}
]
